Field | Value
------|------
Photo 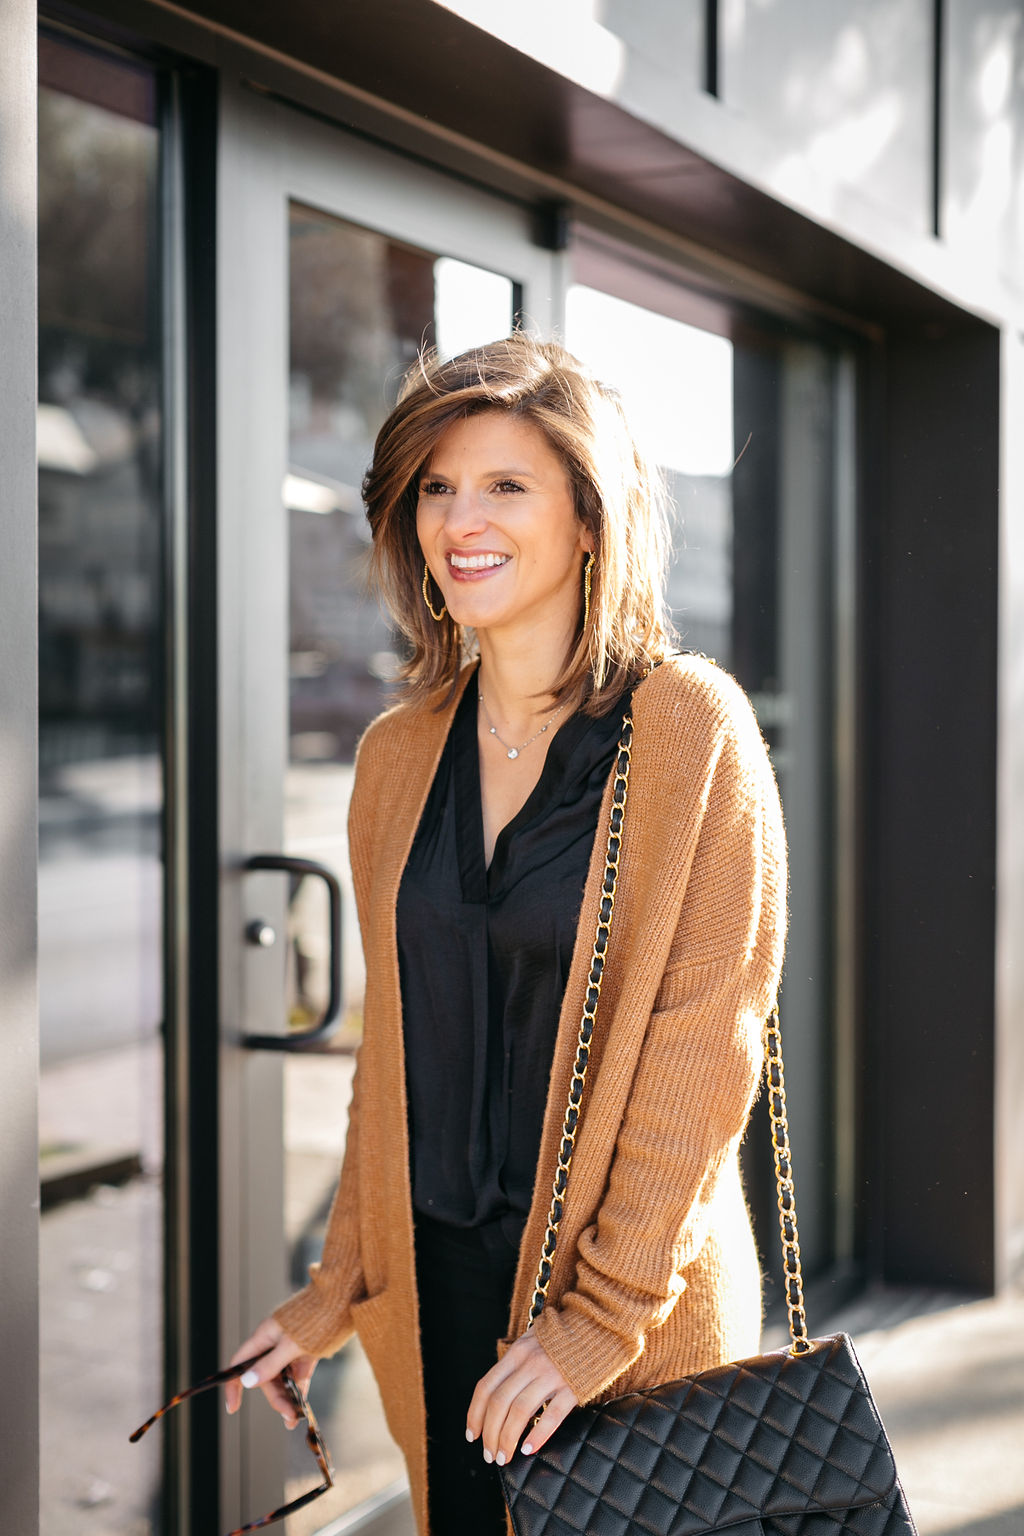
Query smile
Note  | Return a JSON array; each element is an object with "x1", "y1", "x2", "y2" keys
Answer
[{"x1": 448, "y1": 553, "x2": 511, "y2": 571}]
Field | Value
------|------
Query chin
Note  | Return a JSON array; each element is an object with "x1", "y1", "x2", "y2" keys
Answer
[{"x1": 448, "y1": 599, "x2": 506, "y2": 631}]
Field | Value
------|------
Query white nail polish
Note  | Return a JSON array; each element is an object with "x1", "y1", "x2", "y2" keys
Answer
[
  {"x1": 239, "y1": 1370, "x2": 259, "y2": 1389},
  {"x1": 483, "y1": 1448, "x2": 493, "y2": 1464},
  {"x1": 465, "y1": 1428, "x2": 475, "y2": 1443},
  {"x1": 496, "y1": 1451, "x2": 506, "y2": 1467},
  {"x1": 522, "y1": 1443, "x2": 533, "y2": 1455}
]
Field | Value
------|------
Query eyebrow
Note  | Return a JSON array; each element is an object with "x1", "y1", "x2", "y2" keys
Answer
[{"x1": 420, "y1": 465, "x2": 538, "y2": 481}]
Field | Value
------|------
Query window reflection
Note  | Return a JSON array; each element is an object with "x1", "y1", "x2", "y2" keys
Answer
[
  {"x1": 37, "y1": 35, "x2": 165, "y2": 1536},
  {"x1": 565, "y1": 256, "x2": 843, "y2": 1288},
  {"x1": 565, "y1": 283, "x2": 736, "y2": 664}
]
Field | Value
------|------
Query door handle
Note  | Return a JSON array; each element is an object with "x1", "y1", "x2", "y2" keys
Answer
[{"x1": 241, "y1": 853, "x2": 342, "y2": 1051}]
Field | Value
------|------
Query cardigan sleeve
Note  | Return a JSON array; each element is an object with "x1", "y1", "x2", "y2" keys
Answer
[
  {"x1": 271, "y1": 721, "x2": 387, "y2": 1356},
  {"x1": 531, "y1": 693, "x2": 787, "y2": 1403},
  {"x1": 272, "y1": 1057, "x2": 367, "y2": 1357}
]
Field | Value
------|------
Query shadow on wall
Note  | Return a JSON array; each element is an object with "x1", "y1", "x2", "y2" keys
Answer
[
  {"x1": 943, "y1": 2, "x2": 1024, "y2": 287},
  {"x1": 720, "y1": 0, "x2": 932, "y2": 230}
]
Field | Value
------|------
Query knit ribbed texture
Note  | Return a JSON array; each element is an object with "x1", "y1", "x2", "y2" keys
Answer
[{"x1": 273, "y1": 655, "x2": 788, "y2": 1536}]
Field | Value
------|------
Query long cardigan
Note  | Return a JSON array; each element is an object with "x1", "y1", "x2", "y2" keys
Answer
[{"x1": 275, "y1": 654, "x2": 788, "y2": 1535}]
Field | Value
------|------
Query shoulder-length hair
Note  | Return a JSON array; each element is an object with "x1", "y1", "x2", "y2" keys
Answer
[{"x1": 363, "y1": 334, "x2": 675, "y2": 713}]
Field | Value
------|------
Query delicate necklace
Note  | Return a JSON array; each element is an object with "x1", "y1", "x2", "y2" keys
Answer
[{"x1": 479, "y1": 691, "x2": 568, "y2": 760}]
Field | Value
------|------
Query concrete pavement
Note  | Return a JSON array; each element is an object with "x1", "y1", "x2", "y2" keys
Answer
[{"x1": 811, "y1": 1288, "x2": 1024, "y2": 1536}]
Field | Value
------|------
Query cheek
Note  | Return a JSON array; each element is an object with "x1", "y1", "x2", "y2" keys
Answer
[{"x1": 415, "y1": 503, "x2": 435, "y2": 553}]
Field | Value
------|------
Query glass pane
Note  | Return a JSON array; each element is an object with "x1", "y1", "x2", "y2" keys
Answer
[
  {"x1": 565, "y1": 272, "x2": 841, "y2": 1287},
  {"x1": 284, "y1": 203, "x2": 515, "y2": 1529},
  {"x1": 37, "y1": 35, "x2": 165, "y2": 1536},
  {"x1": 565, "y1": 284, "x2": 736, "y2": 664}
]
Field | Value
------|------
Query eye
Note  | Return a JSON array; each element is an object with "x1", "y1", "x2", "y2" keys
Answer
[
  {"x1": 494, "y1": 479, "x2": 526, "y2": 494},
  {"x1": 419, "y1": 479, "x2": 451, "y2": 497}
]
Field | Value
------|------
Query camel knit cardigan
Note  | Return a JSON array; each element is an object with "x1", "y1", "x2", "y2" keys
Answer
[{"x1": 274, "y1": 653, "x2": 788, "y2": 1535}]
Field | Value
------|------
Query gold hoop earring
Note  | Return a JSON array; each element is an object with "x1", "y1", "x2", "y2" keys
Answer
[
  {"x1": 582, "y1": 552, "x2": 596, "y2": 631},
  {"x1": 422, "y1": 562, "x2": 447, "y2": 623}
]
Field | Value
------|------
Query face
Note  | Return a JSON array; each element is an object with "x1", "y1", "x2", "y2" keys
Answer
[{"x1": 416, "y1": 411, "x2": 592, "y2": 643}]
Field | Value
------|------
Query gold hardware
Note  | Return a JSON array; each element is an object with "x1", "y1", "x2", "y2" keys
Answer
[
  {"x1": 582, "y1": 552, "x2": 595, "y2": 632},
  {"x1": 422, "y1": 562, "x2": 447, "y2": 622}
]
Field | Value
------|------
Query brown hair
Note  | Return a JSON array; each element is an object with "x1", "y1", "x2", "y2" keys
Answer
[{"x1": 363, "y1": 334, "x2": 675, "y2": 712}]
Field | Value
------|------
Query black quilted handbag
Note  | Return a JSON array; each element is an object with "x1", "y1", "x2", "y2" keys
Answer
[{"x1": 498, "y1": 715, "x2": 917, "y2": 1536}]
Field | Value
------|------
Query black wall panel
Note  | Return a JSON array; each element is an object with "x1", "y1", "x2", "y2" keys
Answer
[{"x1": 867, "y1": 323, "x2": 1000, "y2": 1289}]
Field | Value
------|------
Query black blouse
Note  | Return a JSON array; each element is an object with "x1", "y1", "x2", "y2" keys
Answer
[{"x1": 397, "y1": 670, "x2": 628, "y2": 1251}]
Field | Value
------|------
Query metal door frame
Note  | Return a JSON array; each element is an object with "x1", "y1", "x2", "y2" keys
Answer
[{"x1": 0, "y1": 3, "x2": 40, "y2": 1530}]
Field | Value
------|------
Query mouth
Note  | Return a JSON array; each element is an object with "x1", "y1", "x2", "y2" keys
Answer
[{"x1": 447, "y1": 552, "x2": 511, "y2": 574}]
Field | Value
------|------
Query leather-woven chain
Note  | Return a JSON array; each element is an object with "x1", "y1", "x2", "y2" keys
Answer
[
  {"x1": 526, "y1": 718, "x2": 811, "y2": 1355},
  {"x1": 765, "y1": 1008, "x2": 809, "y2": 1352}
]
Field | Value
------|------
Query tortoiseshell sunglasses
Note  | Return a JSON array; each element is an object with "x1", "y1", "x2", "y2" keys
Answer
[{"x1": 130, "y1": 1350, "x2": 335, "y2": 1535}]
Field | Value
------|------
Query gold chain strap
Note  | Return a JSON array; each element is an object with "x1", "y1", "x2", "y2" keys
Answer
[
  {"x1": 765, "y1": 1008, "x2": 810, "y2": 1352},
  {"x1": 525, "y1": 722, "x2": 810, "y2": 1356},
  {"x1": 527, "y1": 715, "x2": 634, "y2": 1325}
]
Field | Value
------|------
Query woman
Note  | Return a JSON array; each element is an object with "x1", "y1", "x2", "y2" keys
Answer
[{"x1": 226, "y1": 336, "x2": 787, "y2": 1535}]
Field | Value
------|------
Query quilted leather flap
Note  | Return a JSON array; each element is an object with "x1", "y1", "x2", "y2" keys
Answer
[{"x1": 503, "y1": 1334, "x2": 900, "y2": 1535}]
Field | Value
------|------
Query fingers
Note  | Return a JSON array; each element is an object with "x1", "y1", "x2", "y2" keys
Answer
[
  {"x1": 466, "y1": 1352, "x2": 519, "y2": 1445},
  {"x1": 466, "y1": 1334, "x2": 578, "y2": 1467},
  {"x1": 517, "y1": 1386, "x2": 577, "y2": 1455},
  {"x1": 225, "y1": 1318, "x2": 284, "y2": 1417},
  {"x1": 289, "y1": 1356, "x2": 319, "y2": 1401},
  {"x1": 225, "y1": 1322, "x2": 307, "y2": 1425},
  {"x1": 246, "y1": 1336, "x2": 308, "y2": 1426}
]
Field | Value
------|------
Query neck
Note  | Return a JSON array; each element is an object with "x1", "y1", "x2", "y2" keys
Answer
[{"x1": 476, "y1": 628, "x2": 571, "y2": 736}]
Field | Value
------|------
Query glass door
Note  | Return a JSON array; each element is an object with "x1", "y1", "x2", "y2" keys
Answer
[{"x1": 215, "y1": 78, "x2": 560, "y2": 1535}]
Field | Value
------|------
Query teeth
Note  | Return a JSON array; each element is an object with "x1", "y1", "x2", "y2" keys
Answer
[{"x1": 449, "y1": 553, "x2": 510, "y2": 570}]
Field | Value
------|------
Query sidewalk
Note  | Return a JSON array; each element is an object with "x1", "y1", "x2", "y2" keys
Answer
[{"x1": 809, "y1": 1288, "x2": 1024, "y2": 1536}]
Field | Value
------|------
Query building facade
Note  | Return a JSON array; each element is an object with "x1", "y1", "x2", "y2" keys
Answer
[{"x1": 2, "y1": 2, "x2": 1022, "y2": 1532}]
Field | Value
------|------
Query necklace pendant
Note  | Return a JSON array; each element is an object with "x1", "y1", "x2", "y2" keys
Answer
[{"x1": 507, "y1": 747, "x2": 519, "y2": 760}]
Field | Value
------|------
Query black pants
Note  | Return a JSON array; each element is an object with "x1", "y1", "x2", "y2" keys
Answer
[{"x1": 414, "y1": 1213, "x2": 519, "y2": 1536}]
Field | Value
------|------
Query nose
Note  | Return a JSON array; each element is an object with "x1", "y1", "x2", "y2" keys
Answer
[{"x1": 442, "y1": 486, "x2": 488, "y2": 539}]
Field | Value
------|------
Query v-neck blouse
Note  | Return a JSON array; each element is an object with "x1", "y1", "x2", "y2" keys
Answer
[{"x1": 396, "y1": 670, "x2": 629, "y2": 1246}]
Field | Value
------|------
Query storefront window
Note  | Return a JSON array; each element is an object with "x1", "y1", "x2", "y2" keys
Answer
[
  {"x1": 37, "y1": 35, "x2": 165, "y2": 1535},
  {"x1": 566, "y1": 237, "x2": 849, "y2": 1285}
]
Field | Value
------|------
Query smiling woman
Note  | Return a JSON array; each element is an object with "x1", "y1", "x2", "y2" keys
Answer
[{"x1": 226, "y1": 336, "x2": 787, "y2": 1536}]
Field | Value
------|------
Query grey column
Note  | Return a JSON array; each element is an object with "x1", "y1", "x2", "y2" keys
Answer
[{"x1": 0, "y1": 0, "x2": 39, "y2": 1530}]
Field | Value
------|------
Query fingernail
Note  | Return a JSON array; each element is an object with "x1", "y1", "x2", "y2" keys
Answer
[
  {"x1": 465, "y1": 1428, "x2": 475, "y2": 1443},
  {"x1": 496, "y1": 1451, "x2": 506, "y2": 1467},
  {"x1": 240, "y1": 1370, "x2": 259, "y2": 1389},
  {"x1": 522, "y1": 1442, "x2": 533, "y2": 1455},
  {"x1": 482, "y1": 1448, "x2": 493, "y2": 1464}
]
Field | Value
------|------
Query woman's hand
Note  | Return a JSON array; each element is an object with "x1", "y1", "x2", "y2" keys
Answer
[
  {"x1": 467, "y1": 1332, "x2": 578, "y2": 1466},
  {"x1": 224, "y1": 1317, "x2": 318, "y2": 1428}
]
